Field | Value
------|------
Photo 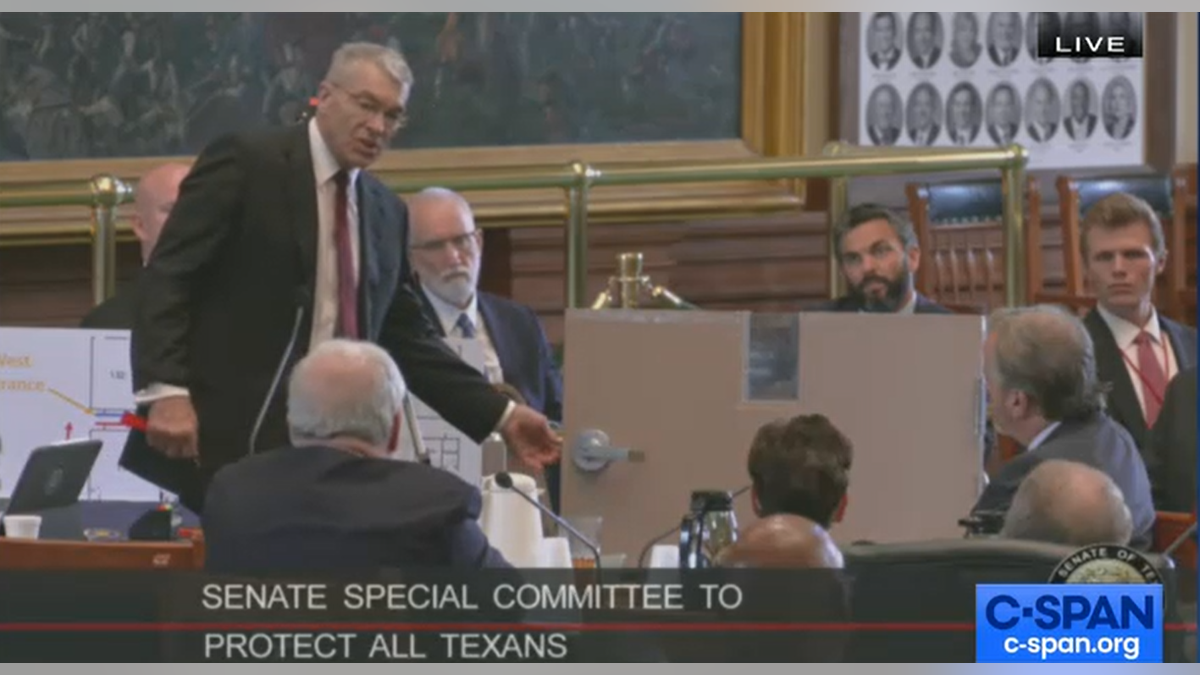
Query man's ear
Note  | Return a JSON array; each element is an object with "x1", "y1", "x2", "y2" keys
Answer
[
  {"x1": 906, "y1": 244, "x2": 921, "y2": 275},
  {"x1": 834, "y1": 494, "x2": 849, "y2": 524},
  {"x1": 130, "y1": 214, "x2": 146, "y2": 242},
  {"x1": 751, "y1": 487, "x2": 762, "y2": 518},
  {"x1": 387, "y1": 412, "x2": 402, "y2": 455},
  {"x1": 1154, "y1": 249, "x2": 1168, "y2": 276}
]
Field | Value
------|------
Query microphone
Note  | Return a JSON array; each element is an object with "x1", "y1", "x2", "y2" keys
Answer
[
  {"x1": 494, "y1": 471, "x2": 601, "y2": 571},
  {"x1": 636, "y1": 484, "x2": 751, "y2": 567},
  {"x1": 402, "y1": 394, "x2": 431, "y2": 465},
  {"x1": 249, "y1": 287, "x2": 310, "y2": 455}
]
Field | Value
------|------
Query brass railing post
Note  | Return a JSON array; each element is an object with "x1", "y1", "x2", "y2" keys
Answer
[
  {"x1": 1001, "y1": 144, "x2": 1029, "y2": 307},
  {"x1": 565, "y1": 160, "x2": 596, "y2": 309},
  {"x1": 89, "y1": 174, "x2": 133, "y2": 306},
  {"x1": 821, "y1": 142, "x2": 851, "y2": 300}
]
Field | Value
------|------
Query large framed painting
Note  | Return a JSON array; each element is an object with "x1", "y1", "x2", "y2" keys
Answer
[{"x1": 0, "y1": 12, "x2": 818, "y2": 242}]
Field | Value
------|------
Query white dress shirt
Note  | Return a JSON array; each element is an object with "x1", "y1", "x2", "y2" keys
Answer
[
  {"x1": 422, "y1": 285, "x2": 505, "y2": 385},
  {"x1": 1096, "y1": 304, "x2": 1178, "y2": 419}
]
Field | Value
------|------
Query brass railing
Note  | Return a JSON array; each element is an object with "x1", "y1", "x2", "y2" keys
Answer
[
  {"x1": 0, "y1": 175, "x2": 133, "y2": 307},
  {"x1": 0, "y1": 143, "x2": 1029, "y2": 310}
]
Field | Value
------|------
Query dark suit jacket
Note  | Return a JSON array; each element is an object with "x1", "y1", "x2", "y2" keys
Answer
[
  {"x1": 972, "y1": 412, "x2": 1156, "y2": 550},
  {"x1": 911, "y1": 47, "x2": 940, "y2": 69},
  {"x1": 417, "y1": 287, "x2": 565, "y2": 512},
  {"x1": 868, "y1": 125, "x2": 900, "y2": 146},
  {"x1": 1027, "y1": 122, "x2": 1058, "y2": 143},
  {"x1": 1144, "y1": 366, "x2": 1197, "y2": 513},
  {"x1": 988, "y1": 45, "x2": 1017, "y2": 66},
  {"x1": 811, "y1": 293, "x2": 953, "y2": 315},
  {"x1": 1084, "y1": 308, "x2": 1198, "y2": 451},
  {"x1": 416, "y1": 288, "x2": 563, "y2": 424},
  {"x1": 1064, "y1": 114, "x2": 1098, "y2": 140},
  {"x1": 127, "y1": 125, "x2": 509, "y2": 511},
  {"x1": 908, "y1": 123, "x2": 940, "y2": 146},
  {"x1": 870, "y1": 49, "x2": 900, "y2": 70},
  {"x1": 80, "y1": 279, "x2": 138, "y2": 330},
  {"x1": 987, "y1": 122, "x2": 1017, "y2": 145},
  {"x1": 202, "y1": 445, "x2": 511, "y2": 573}
]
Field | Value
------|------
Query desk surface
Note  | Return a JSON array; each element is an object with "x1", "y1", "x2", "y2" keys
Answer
[{"x1": 0, "y1": 500, "x2": 200, "y2": 540}]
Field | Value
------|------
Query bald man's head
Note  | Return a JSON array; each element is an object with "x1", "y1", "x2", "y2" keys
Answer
[
  {"x1": 133, "y1": 163, "x2": 191, "y2": 264},
  {"x1": 1001, "y1": 459, "x2": 1133, "y2": 547},
  {"x1": 718, "y1": 515, "x2": 843, "y2": 569},
  {"x1": 286, "y1": 339, "x2": 408, "y2": 457}
]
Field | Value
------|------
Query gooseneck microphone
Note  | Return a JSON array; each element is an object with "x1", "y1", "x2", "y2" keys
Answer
[
  {"x1": 249, "y1": 287, "x2": 310, "y2": 455},
  {"x1": 494, "y1": 471, "x2": 602, "y2": 571},
  {"x1": 402, "y1": 394, "x2": 431, "y2": 465},
  {"x1": 636, "y1": 484, "x2": 751, "y2": 568}
]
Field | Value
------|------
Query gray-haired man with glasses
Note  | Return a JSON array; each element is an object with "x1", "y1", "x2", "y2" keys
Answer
[{"x1": 128, "y1": 42, "x2": 561, "y2": 513}]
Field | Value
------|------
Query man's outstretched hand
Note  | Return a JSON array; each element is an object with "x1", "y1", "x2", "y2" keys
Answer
[{"x1": 500, "y1": 404, "x2": 563, "y2": 471}]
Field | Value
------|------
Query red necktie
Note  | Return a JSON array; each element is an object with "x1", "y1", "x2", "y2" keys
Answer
[
  {"x1": 1133, "y1": 331, "x2": 1166, "y2": 426},
  {"x1": 333, "y1": 171, "x2": 359, "y2": 339}
]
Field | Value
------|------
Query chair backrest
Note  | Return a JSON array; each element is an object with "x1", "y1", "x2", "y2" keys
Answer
[
  {"x1": 842, "y1": 538, "x2": 1182, "y2": 662},
  {"x1": 1169, "y1": 164, "x2": 1196, "y2": 325},
  {"x1": 906, "y1": 177, "x2": 1039, "y2": 313},
  {"x1": 0, "y1": 538, "x2": 200, "y2": 570},
  {"x1": 1055, "y1": 173, "x2": 1173, "y2": 297}
]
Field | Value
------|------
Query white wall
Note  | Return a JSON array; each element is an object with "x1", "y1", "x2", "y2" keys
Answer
[{"x1": 1177, "y1": 13, "x2": 1197, "y2": 163}]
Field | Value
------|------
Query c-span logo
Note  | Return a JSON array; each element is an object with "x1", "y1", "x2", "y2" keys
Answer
[
  {"x1": 1035, "y1": 13, "x2": 1144, "y2": 60},
  {"x1": 975, "y1": 545, "x2": 1163, "y2": 663}
]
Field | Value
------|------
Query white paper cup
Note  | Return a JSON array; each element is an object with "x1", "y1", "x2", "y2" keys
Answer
[
  {"x1": 3, "y1": 514, "x2": 42, "y2": 540},
  {"x1": 538, "y1": 537, "x2": 573, "y2": 568},
  {"x1": 648, "y1": 544, "x2": 680, "y2": 569}
]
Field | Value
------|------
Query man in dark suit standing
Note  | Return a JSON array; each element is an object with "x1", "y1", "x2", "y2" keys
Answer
[
  {"x1": 80, "y1": 163, "x2": 191, "y2": 330},
  {"x1": 813, "y1": 203, "x2": 951, "y2": 314},
  {"x1": 203, "y1": 338, "x2": 511, "y2": 573},
  {"x1": 407, "y1": 187, "x2": 565, "y2": 512},
  {"x1": 1144, "y1": 366, "x2": 1197, "y2": 513},
  {"x1": 128, "y1": 42, "x2": 560, "y2": 512},
  {"x1": 972, "y1": 305, "x2": 1155, "y2": 550},
  {"x1": 1077, "y1": 193, "x2": 1197, "y2": 455}
]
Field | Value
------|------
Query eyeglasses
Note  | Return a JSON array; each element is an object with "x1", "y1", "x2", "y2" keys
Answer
[
  {"x1": 411, "y1": 231, "x2": 479, "y2": 253},
  {"x1": 332, "y1": 83, "x2": 409, "y2": 130}
]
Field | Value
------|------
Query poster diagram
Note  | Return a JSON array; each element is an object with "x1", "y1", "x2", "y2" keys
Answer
[
  {"x1": 0, "y1": 327, "x2": 161, "y2": 501},
  {"x1": 397, "y1": 337, "x2": 486, "y2": 488}
]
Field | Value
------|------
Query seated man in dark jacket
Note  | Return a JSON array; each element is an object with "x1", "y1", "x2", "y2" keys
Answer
[
  {"x1": 972, "y1": 305, "x2": 1155, "y2": 550},
  {"x1": 202, "y1": 338, "x2": 511, "y2": 573},
  {"x1": 813, "y1": 203, "x2": 951, "y2": 315}
]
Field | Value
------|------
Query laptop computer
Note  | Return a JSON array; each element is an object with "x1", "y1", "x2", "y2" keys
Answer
[{"x1": 0, "y1": 439, "x2": 102, "y2": 539}]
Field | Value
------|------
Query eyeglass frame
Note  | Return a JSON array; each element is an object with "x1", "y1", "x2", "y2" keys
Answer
[
  {"x1": 329, "y1": 82, "x2": 409, "y2": 131},
  {"x1": 409, "y1": 230, "x2": 481, "y2": 254}
]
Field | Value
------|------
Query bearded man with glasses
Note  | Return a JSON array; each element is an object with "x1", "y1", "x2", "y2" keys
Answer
[
  {"x1": 408, "y1": 187, "x2": 565, "y2": 512},
  {"x1": 128, "y1": 42, "x2": 561, "y2": 514}
]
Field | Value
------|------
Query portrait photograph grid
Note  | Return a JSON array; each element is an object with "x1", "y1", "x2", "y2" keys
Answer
[{"x1": 858, "y1": 12, "x2": 1145, "y2": 170}]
